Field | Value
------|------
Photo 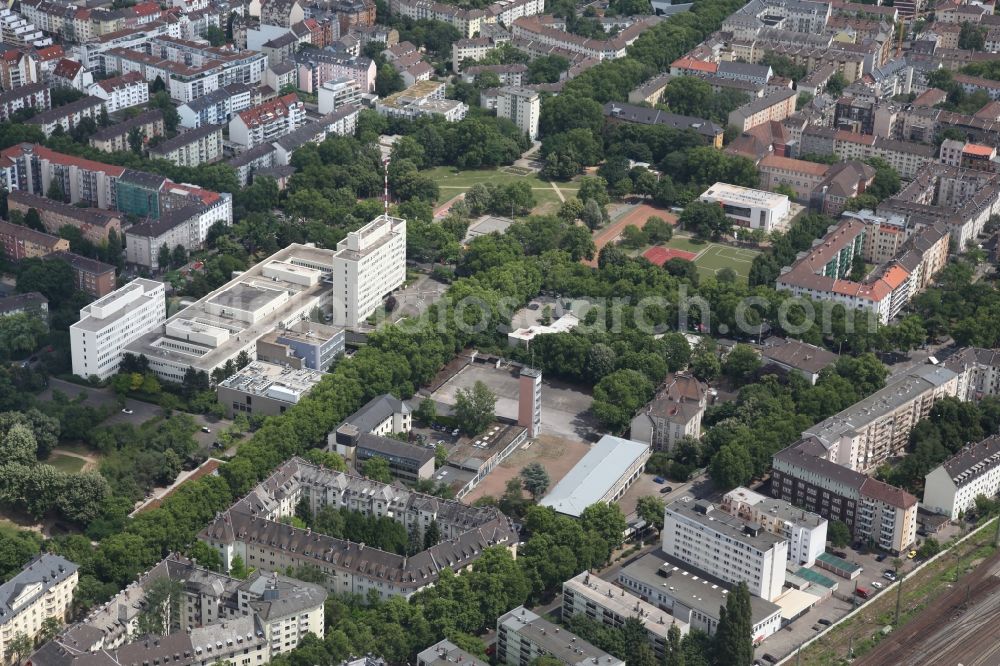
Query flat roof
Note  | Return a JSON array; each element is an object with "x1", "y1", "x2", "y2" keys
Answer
[
  {"x1": 497, "y1": 606, "x2": 624, "y2": 666},
  {"x1": 667, "y1": 501, "x2": 785, "y2": 552},
  {"x1": 540, "y1": 434, "x2": 649, "y2": 517},
  {"x1": 701, "y1": 181, "x2": 788, "y2": 208},
  {"x1": 217, "y1": 360, "x2": 326, "y2": 401},
  {"x1": 564, "y1": 571, "x2": 688, "y2": 638}
]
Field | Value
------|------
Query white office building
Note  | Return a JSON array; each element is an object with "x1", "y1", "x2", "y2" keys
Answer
[
  {"x1": 662, "y1": 500, "x2": 787, "y2": 602},
  {"x1": 70, "y1": 279, "x2": 166, "y2": 380},
  {"x1": 698, "y1": 182, "x2": 794, "y2": 232},
  {"x1": 331, "y1": 214, "x2": 407, "y2": 326},
  {"x1": 923, "y1": 435, "x2": 1000, "y2": 520},
  {"x1": 721, "y1": 487, "x2": 827, "y2": 567},
  {"x1": 496, "y1": 86, "x2": 539, "y2": 140}
]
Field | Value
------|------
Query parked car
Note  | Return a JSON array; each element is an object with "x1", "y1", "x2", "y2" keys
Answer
[
  {"x1": 201, "y1": 426, "x2": 211, "y2": 433},
  {"x1": 875, "y1": 553, "x2": 887, "y2": 562},
  {"x1": 883, "y1": 571, "x2": 897, "y2": 581},
  {"x1": 762, "y1": 654, "x2": 777, "y2": 664},
  {"x1": 907, "y1": 549, "x2": 918, "y2": 559},
  {"x1": 856, "y1": 587, "x2": 871, "y2": 599},
  {"x1": 121, "y1": 408, "x2": 134, "y2": 415},
  {"x1": 871, "y1": 581, "x2": 884, "y2": 590},
  {"x1": 660, "y1": 487, "x2": 671, "y2": 494},
  {"x1": 818, "y1": 618, "x2": 832, "y2": 626},
  {"x1": 832, "y1": 550, "x2": 848, "y2": 559},
  {"x1": 653, "y1": 476, "x2": 666, "y2": 484}
]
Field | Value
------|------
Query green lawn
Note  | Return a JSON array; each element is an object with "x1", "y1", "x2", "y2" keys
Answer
[
  {"x1": 45, "y1": 454, "x2": 86, "y2": 473},
  {"x1": 693, "y1": 244, "x2": 760, "y2": 282},
  {"x1": 427, "y1": 167, "x2": 579, "y2": 215},
  {"x1": 664, "y1": 235, "x2": 713, "y2": 254}
]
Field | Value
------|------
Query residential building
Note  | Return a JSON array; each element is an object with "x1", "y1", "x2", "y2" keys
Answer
[
  {"x1": 89, "y1": 109, "x2": 165, "y2": 153},
  {"x1": 775, "y1": 217, "x2": 950, "y2": 324},
  {"x1": 562, "y1": 572, "x2": 687, "y2": 659},
  {"x1": 728, "y1": 88, "x2": 797, "y2": 132},
  {"x1": 760, "y1": 336, "x2": 838, "y2": 385},
  {"x1": 46, "y1": 251, "x2": 117, "y2": 298},
  {"x1": 87, "y1": 71, "x2": 148, "y2": 112},
  {"x1": 352, "y1": 432, "x2": 435, "y2": 481},
  {"x1": 0, "y1": 143, "x2": 125, "y2": 210},
  {"x1": 758, "y1": 154, "x2": 829, "y2": 202},
  {"x1": 0, "y1": 220, "x2": 68, "y2": 260},
  {"x1": 721, "y1": 487, "x2": 827, "y2": 566},
  {"x1": 717, "y1": 61, "x2": 772, "y2": 85},
  {"x1": 540, "y1": 434, "x2": 650, "y2": 517},
  {"x1": 452, "y1": 36, "x2": 501, "y2": 72},
  {"x1": 0, "y1": 82, "x2": 49, "y2": 122},
  {"x1": 923, "y1": 435, "x2": 1000, "y2": 520},
  {"x1": 771, "y1": 440, "x2": 919, "y2": 553},
  {"x1": 318, "y1": 77, "x2": 361, "y2": 113},
  {"x1": 200, "y1": 457, "x2": 517, "y2": 598},
  {"x1": 26, "y1": 95, "x2": 104, "y2": 137},
  {"x1": 256, "y1": 320, "x2": 345, "y2": 371},
  {"x1": 496, "y1": 86, "x2": 539, "y2": 140},
  {"x1": 50, "y1": 58, "x2": 92, "y2": 91},
  {"x1": 939, "y1": 139, "x2": 998, "y2": 172},
  {"x1": 461, "y1": 64, "x2": 527, "y2": 86},
  {"x1": 115, "y1": 172, "x2": 232, "y2": 240},
  {"x1": 699, "y1": 182, "x2": 796, "y2": 232},
  {"x1": 944, "y1": 347, "x2": 1000, "y2": 402},
  {"x1": 0, "y1": 555, "x2": 78, "y2": 662},
  {"x1": 603, "y1": 101, "x2": 724, "y2": 147},
  {"x1": 70, "y1": 278, "x2": 166, "y2": 380},
  {"x1": 29, "y1": 554, "x2": 325, "y2": 666},
  {"x1": 148, "y1": 124, "x2": 224, "y2": 167},
  {"x1": 125, "y1": 244, "x2": 335, "y2": 383},
  {"x1": 295, "y1": 50, "x2": 375, "y2": 94},
  {"x1": 177, "y1": 82, "x2": 257, "y2": 128},
  {"x1": 390, "y1": 0, "x2": 544, "y2": 39},
  {"x1": 329, "y1": 394, "x2": 412, "y2": 456},
  {"x1": 376, "y1": 80, "x2": 468, "y2": 122},
  {"x1": 229, "y1": 93, "x2": 305, "y2": 150},
  {"x1": 510, "y1": 14, "x2": 659, "y2": 60},
  {"x1": 417, "y1": 640, "x2": 488, "y2": 666},
  {"x1": 0, "y1": 47, "x2": 40, "y2": 90},
  {"x1": 617, "y1": 554, "x2": 783, "y2": 642},
  {"x1": 630, "y1": 372, "x2": 708, "y2": 451},
  {"x1": 496, "y1": 606, "x2": 625, "y2": 666},
  {"x1": 0, "y1": 292, "x2": 48, "y2": 323},
  {"x1": 218, "y1": 360, "x2": 326, "y2": 418},
  {"x1": 7, "y1": 191, "x2": 122, "y2": 244},
  {"x1": 663, "y1": 500, "x2": 787, "y2": 602},
  {"x1": 331, "y1": 214, "x2": 406, "y2": 326},
  {"x1": 124, "y1": 203, "x2": 225, "y2": 269},
  {"x1": 628, "y1": 73, "x2": 673, "y2": 105}
]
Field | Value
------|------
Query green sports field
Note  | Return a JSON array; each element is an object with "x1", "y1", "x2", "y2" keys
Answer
[
  {"x1": 691, "y1": 243, "x2": 760, "y2": 282},
  {"x1": 426, "y1": 166, "x2": 579, "y2": 213}
]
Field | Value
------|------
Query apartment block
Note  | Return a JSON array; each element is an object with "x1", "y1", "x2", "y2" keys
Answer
[
  {"x1": 617, "y1": 553, "x2": 782, "y2": 641},
  {"x1": 46, "y1": 251, "x2": 117, "y2": 298},
  {"x1": 496, "y1": 86, "x2": 539, "y2": 140},
  {"x1": 376, "y1": 80, "x2": 468, "y2": 121},
  {"x1": 89, "y1": 109, "x2": 165, "y2": 153},
  {"x1": 296, "y1": 50, "x2": 376, "y2": 94},
  {"x1": 125, "y1": 202, "x2": 225, "y2": 269},
  {"x1": 331, "y1": 214, "x2": 406, "y2": 326},
  {"x1": 721, "y1": 487, "x2": 827, "y2": 566},
  {"x1": 496, "y1": 606, "x2": 624, "y2": 666},
  {"x1": 70, "y1": 278, "x2": 166, "y2": 380},
  {"x1": 663, "y1": 500, "x2": 787, "y2": 602},
  {"x1": 330, "y1": 393, "x2": 412, "y2": 449},
  {"x1": 923, "y1": 435, "x2": 1000, "y2": 520},
  {"x1": 318, "y1": 76, "x2": 361, "y2": 113},
  {"x1": 417, "y1": 640, "x2": 488, "y2": 666},
  {"x1": 26, "y1": 95, "x2": 104, "y2": 137},
  {"x1": 772, "y1": 440, "x2": 919, "y2": 553},
  {"x1": 7, "y1": 191, "x2": 122, "y2": 244},
  {"x1": 87, "y1": 71, "x2": 148, "y2": 113},
  {"x1": 148, "y1": 124, "x2": 224, "y2": 167},
  {"x1": 229, "y1": 93, "x2": 305, "y2": 150},
  {"x1": 200, "y1": 457, "x2": 517, "y2": 599},
  {"x1": 353, "y1": 433, "x2": 436, "y2": 481},
  {"x1": 0, "y1": 82, "x2": 49, "y2": 121},
  {"x1": 510, "y1": 14, "x2": 659, "y2": 60},
  {"x1": 0, "y1": 292, "x2": 48, "y2": 322},
  {"x1": 562, "y1": 572, "x2": 686, "y2": 660},
  {"x1": 0, "y1": 220, "x2": 68, "y2": 260},
  {"x1": 0, "y1": 555, "x2": 78, "y2": 662},
  {"x1": 944, "y1": 347, "x2": 1000, "y2": 402},
  {"x1": 30, "y1": 554, "x2": 325, "y2": 666},
  {"x1": 391, "y1": 0, "x2": 544, "y2": 39},
  {"x1": 177, "y1": 82, "x2": 257, "y2": 129},
  {"x1": 728, "y1": 88, "x2": 797, "y2": 132},
  {"x1": 603, "y1": 101, "x2": 725, "y2": 147},
  {"x1": 0, "y1": 143, "x2": 125, "y2": 210},
  {"x1": 630, "y1": 372, "x2": 707, "y2": 452}
]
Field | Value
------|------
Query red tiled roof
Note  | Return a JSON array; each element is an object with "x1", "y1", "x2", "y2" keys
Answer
[
  {"x1": 34, "y1": 45, "x2": 64, "y2": 61},
  {"x1": 672, "y1": 57, "x2": 718, "y2": 74},
  {"x1": 834, "y1": 130, "x2": 877, "y2": 146},
  {"x1": 96, "y1": 71, "x2": 144, "y2": 92},
  {"x1": 759, "y1": 154, "x2": 829, "y2": 178},
  {"x1": 964, "y1": 142, "x2": 995, "y2": 157},
  {"x1": 237, "y1": 93, "x2": 301, "y2": 127},
  {"x1": 52, "y1": 58, "x2": 82, "y2": 79},
  {"x1": 881, "y1": 264, "x2": 910, "y2": 289},
  {"x1": 0, "y1": 144, "x2": 126, "y2": 178}
]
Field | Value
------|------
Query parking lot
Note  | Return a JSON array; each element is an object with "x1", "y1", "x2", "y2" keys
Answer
[{"x1": 430, "y1": 363, "x2": 597, "y2": 439}]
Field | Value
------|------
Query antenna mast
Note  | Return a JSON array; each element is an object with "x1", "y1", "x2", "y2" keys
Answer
[{"x1": 383, "y1": 157, "x2": 390, "y2": 217}]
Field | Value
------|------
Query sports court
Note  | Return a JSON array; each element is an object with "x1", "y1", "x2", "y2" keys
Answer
[
  {"x1": 642, "y1": 246, "x2": 698, "y2": 266},
  {"x1": 692, "y1": 244, "x2": 760, "y2": 282}
]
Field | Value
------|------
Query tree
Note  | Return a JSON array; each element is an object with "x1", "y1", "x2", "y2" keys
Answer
[
  {"x1": 680, "y1": 201, "x2": 732, "y2": 240},
  {"x1": 423, "y1": 518, "x2": 440, "y2": 549},
  {"x1": 826, "y1": 72, "x2": 847, "y2": 97},
  {"x1": 709, "y1": 443, "x2": 753, "y2": 490},
  {"x1": 636, "y1": 495, "x2": 665, "y2": 533},
  {"x1": 1, "y1": 423, "x2": 37, "y2": 465},
  {"x1": 375, "y1": 62, "x2": 404, "y2": 97},
  {"x1": 454, "y1": 380, "x2": 495, "y2": 435},
  {"x1": 435, "y1": 444, "x2": 447, "y2": 469},
  {"x1": 723, "y1": 344, "x2": 760, "y2": 384},
  {"x1": 664, "y1": 622, "x2": 685, "y2": 666},
  {"x1": 205, "y1": 25, "x2": 226, "y2": 46},
  {"x1": 691, "y1": 350, "x2": 720, "y2": 381},
  {"x1": 580, "y1": 502, "x2": 627, "y2": 555},
  {"x1": 828, "y1": 520, "x2": 851, "y2": 548},
  {"x1": 917, "y1": 537, "x2": 940, "y2": 559},
  {"x1": 0, "y1": 312, "x2": 46, "y2": 361},
  {"x1": 136, "y1": 577, "x2": 184, "y2": 636},
  {"x1": 592, "y1": 369, "x2": 653, "y2": 431},
  {"x1": 157, "y1": 244, "x2": 170, "y2": 270},
  {"x1": 362, "y1": 456, "x2": 393, "y2": 482},
  {"x1": 46, "y1": 180, "x2": 65, "y2": 202},
  {"x1": 230, "y1": 554, "x2": 249, "y2": 579},
  {"x1": 171, "y1": 244, "x2": 187, "y2": 268},
  {"x1": 584, "y1": 343, "x2": 617, "y2": 383},
  {"x1": 39, "y1": 617, "x2": 61, "y2": 644},
  {"x1": 714, "y1": 581, "x2": 753, "y2": 666},
  {"x1": 415, "y1": 398, "x2": 437, "y2": 425},
  {"x1": 580, "y1": 199, "x2": 604, "y2": 230},
  {"x1": 4, "y1": 632, "x2": 32, "y2": 666},
  {"x1": 645, "y1": 216, "x2": 673, "y2": 243},
  {"x1": 960, "y1": 21, "x2": 986, "y2": 51},
  {"x1": 127, "y1": 127, "x2": 144, "y2": 154},
  {"x1": 520, "y1": 462, "x2": 550, "y2": 499},
  {"x1": 23, "y1": 208, "x2": 43, "y2": 232}
]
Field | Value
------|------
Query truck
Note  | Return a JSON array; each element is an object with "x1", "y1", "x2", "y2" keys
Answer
[{"x1": 855, "y1": 586, "x2": 871, "y2": 599}]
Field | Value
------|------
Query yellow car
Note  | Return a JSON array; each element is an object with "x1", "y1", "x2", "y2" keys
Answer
[{"x1": 907, "y1": 550, "x2": 917, "y2": 559}]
